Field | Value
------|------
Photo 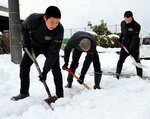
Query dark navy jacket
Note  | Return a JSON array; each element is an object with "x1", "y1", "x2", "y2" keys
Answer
[
  {"x1": 120, "y1": 19, "x2": 141, "y2": 52},
  {"x1": 64, "y1": 31, "x2": 97, "y2": 75},
  {"x1": 21, "y1": 13, "x2": 64, "y2": 71}
]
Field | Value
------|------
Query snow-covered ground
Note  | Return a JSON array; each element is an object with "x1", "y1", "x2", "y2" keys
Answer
[{"x1": 1, "y1": 46, "x2": 150, "y2": 119}]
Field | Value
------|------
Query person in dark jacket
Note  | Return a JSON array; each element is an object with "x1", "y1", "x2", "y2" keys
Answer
[
  {"x1": 116, "y1": 11, "x2": 143, "y2": 79},
  {"x1": 62, "y1": 31, "x2": 102, "y2": 89},
  {"x1": 11, "y1": 6, "x2": 64, "y2": 100}
]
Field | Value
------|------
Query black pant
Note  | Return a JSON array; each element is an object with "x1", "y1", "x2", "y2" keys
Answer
[
  {"x1": 20, "y1": 49, "x2": 63, "y2": 98},
  {"x1": 69, "y1": 49, "x2": 102, "y2": 78},
  {"x1": 116, "y1": 48, "x2": 143, "y2": 77}
]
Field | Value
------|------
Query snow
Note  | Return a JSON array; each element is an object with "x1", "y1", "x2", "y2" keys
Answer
[
  {"x1": 107, "y1": 34, "x2": 120, "y2": 38},
  {"x1": 0, "y1": 0, "x2": 8, "y2": 7},
  {"x1": 85, "y1": 31, "x2": 98, "y2": 36},
  {"x1": 1, "y1": 46, "x2": 150, "y2": 119}
]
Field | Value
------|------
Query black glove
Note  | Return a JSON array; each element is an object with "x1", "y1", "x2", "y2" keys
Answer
[
  {"x1": 77, "y1": 75, "x2": 85, "y2": 84},
  {"x1": 22, "y1": 40, "x2": 32, "y2": 52},
  {"x1": 118, "y1": 38, "x2": 122, "y2": 43},
  {"x1": 39, "y1": 70, "x2": 48, "y2": 82},
  {"x1": 62, "y1": 63, "x2": 68, "y2": 70},
  {"x1": 128, "y1": 48, "x2": 135, "y2": 55}
]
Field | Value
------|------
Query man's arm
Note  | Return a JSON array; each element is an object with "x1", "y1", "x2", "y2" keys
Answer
[
  {"x1": 129, "y1": 23, "x2": 141, "y2": 51},
  {"x1": 80, "y1": 41, "x2": 96, "y2": 76},
  {"x1": 21, "y1": 15, "x2": 32, "y2": 45},
  {"x1": 80, "y1": 52, "x2": 94, "y2": 76},
  {"x1": 43, "y1": 28, "x2": 64, "y2": 71},
  {"x1": 121, "y1": 21, "x2": 128, "y2": 36},
  {"x1": 62, "y1": 37, "x2": 76, "y2": 69},
  {"x1": 63, "y1": 45, "x2": 72, "y2": 67}
]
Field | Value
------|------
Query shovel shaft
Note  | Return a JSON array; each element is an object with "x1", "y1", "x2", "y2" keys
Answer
[
  {"x1": 73, "y1": 74, "x2": 90, "y2": 90},
  {"x1": 64, "y1": 67, "x2": 90, "y2": 90},
  {"x1": 42, "y1": 81, "x2": 52, "y2": 97},
  {"x1": 117, "y1": 41, "x2": 143, "y2": 68},
  {"x1": 24, "y1": 48, "x2": 52, "y2": 97}
]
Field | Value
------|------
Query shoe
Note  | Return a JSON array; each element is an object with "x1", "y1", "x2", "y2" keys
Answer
[
  {"x1": 93, "y1": 85, "x2": 101, "y2": 89},
  {"x1": 116, "y1": 73, "x2": 120, "y2": 80},
  {"x1": 138, "y1": 75, "x2": 142, "y2": 79},
  {"x1": 65, "y1": 83, "x2": 72, "y2": 88},
  {"x1": 65, "y1": 74, "x2": 73, "y2": 88},
  {"x1": 11, "y1": 93, "x2": 29, "y2": 101}
]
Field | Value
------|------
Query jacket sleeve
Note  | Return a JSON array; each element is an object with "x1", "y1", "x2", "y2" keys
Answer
[
  {"x1": 119, "y1": 33, "x2": 124, "y2": 43},
  {"x1": 129, "y1": 24, "x2": 141, "y2": 51},
  {"x1": 64, "y1": 45, "x2": 72, "y2": 65},
  {"x1": 21, "y1": 15, "x2": 32, "y2": 45},
  {"x1": 119, "y1": 23, "x2": 124, "y2": 43},
  {"x1": 80, "y1": 40, "x2": 96, "y2": 75},
  {"x1": 63, "y1": 37, "x2": 75, "y2": 65},
  {"x1": 80, "y1": 52, "x2": 94, "y2": 76},
  {"x1": 43, "y1": 28, "x2": 64, "y2": 71}
]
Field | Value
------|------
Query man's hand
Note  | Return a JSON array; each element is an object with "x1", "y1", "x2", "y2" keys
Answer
[
  {"x1": 77, "y1": 75, "x2": 85, "y2": 84},
  {"x1": 118, "y1": 38, "x2": 122, "y2": 43},
  {"x1": 62, "y1": 63, "x2": 68, "y2": 70},
  {"x1": 128, "y1": 48, "x2": 135, "y2": 55},
  {"x1": 22, "y1": 41, "x2": 32, "y2": 52},
  {"x1": 39, "y1": 70, "x2": 48, "y2": 82}
]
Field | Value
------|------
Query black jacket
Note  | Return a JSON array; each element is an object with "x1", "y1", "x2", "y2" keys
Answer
[
  {"x1": 119, "y1": 19, "x2": 141, "y2": 52},
  {"x1": 64, "y1": 31, "x2": 97, "y2": 75},
  {"x1": 21, "y1": 13, "x2": 64, "y2": 71}
]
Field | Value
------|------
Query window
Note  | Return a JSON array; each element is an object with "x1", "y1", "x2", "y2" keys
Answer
[{"x1": 142, "y1": 38, "x2": 150, "y2": 45}]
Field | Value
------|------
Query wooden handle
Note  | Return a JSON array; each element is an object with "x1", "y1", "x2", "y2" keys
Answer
[{"x1": 64, "y1": 67, "x2": 90, "y2": 90}]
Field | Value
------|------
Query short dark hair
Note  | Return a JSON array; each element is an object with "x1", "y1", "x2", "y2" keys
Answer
[
  {"x1": 124, "y1": 11, "x2": 133, "y2": 18},
  {"x1": 45, "y1": 6, "x2": 61, "y2": 19},
  {"x1": 79, "y1": 38, "x2": 91, "y2": 51}
]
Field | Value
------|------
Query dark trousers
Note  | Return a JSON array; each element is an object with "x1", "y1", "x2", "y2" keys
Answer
[
  {"x1": 20, "y1": 49, "x2": 63, "y2": 98},
  {"x1": 116, "y1": 48, "x2": 143, "y2": 77},
  {"x1": 69, "y1": 49, "x2": 102, "y2": 82}
]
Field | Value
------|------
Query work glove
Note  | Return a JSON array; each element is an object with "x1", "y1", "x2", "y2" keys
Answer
[
  {"x1": 39, "y1": 70, "x2": 48, "y2": 82},
  {"x1": 118, "y1": 38, "x2": 122, "y2": 43},
  {"x1": 128, "y1": 48, "x2": 135, "y2": 55},
  {"x1": 77, "y1": 74, "x2": 85, "y2": 84},
  {"x1": 22, "y1": 40, "x2": 32, "y2": 52},
  {"x1": 62, "y1": 63, "x2": 68, "y2": 70}
]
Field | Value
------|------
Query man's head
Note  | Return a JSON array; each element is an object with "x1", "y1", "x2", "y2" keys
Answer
[
  {"x1": 124, "y1": 11, "x2": 133, "y2": 24},
  {"x1": 79, "y1": 38, "x2": 91, "y2": 51},
  {"x1": 43, "y1": 6, "x2": 61, "y2": 30}
]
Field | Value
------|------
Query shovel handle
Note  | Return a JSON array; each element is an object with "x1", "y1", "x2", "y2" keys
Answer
[
  {"x1": 117, "y1": 42, "x2": 144, "y2": 68},
  {"x1": 73, "y1": 74, "x2": 90, "y2": 90},
  {"x1": 64, "y1": 67, "x2": 90, "y2": 90},
  {"x1": 24, "y1": 48, "x2": 53, "y2": 97}
]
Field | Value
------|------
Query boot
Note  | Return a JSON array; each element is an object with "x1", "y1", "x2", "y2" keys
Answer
[
  {"x1": 11, "y1": 93, "x2": 29, "y2": 101},
  {"x1": 116, "y1": 61, "x2": 122, "y2": 79},
  {"x1": 65, "y1": 74, "x2": 73, "y2": 88},
  {"x1": 136, "y1": 68, "x2": 143, "y2": 78},
  {"x1": 93, "y1": 72, "x2": 102, "y2": 89},
  {"x1": 116, "y1": 73, "x2": 120, "y2": 80}
]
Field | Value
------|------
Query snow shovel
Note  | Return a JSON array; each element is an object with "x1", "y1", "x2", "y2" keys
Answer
[
  {"x1": 24, "y1": 48, "x2": 57, "y2": 110},
  {"x1": 64, "y1": 67, "x2": 90, "y2": 90},
  {"x1": 119, "y1": 43, "x2": 143, "y2": 68}
]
